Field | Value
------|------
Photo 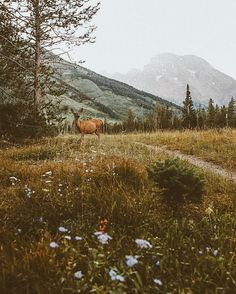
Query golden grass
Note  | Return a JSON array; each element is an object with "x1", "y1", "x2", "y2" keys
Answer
[
  {"x1": 111, "y1": 129, "x2": 236, "y2": 170},
  {"x1": 0, "y1": 132, "x2": 236, "y2": 293}
]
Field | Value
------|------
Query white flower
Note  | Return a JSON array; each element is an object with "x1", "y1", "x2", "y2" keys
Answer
[
  {"x1": 75, "y1": 236, "x2": 83, "y2": 241},
  {"x1": 24, "y1": 185, "x2": 33, "y2": 198},
  {"x1": 125, "y1": 255, "x2": 139, "y2": 267},
  {"x1": 58, "y1": 226, "x2": 68, "y2": 233},
  {"x1": 10, "y1": 176, "x2": 19, "y2": 185},
  {"x1": 109, "y1": 269, "x2": 125, "y2": 282},
  {"x1": 206, "y1": 247, "x2": 211, "y2": 253},
  {"x1": 74, "y1": 271, "x2": 83, "y2": 279},
  {"x1": 213, "y1": 249, "x2": 218, "y2": 256},
  {"x1": 156, "y1": 260, "x2": 160, "y2": 266},
  {"x1": 135, "y1": 239, "x2": 152, "y2": 249},
  {"x1": 44, "y1": 171, "x2": 52, "y2": 176},
  {"x1": 199, "y1": 250, "x2": 203, "y2": 255},
  {"x1": 94, "y1": 231, "x2": 103, "y2": 236},
  {"x1": 154, "y1": 279, "x2": 163, "y2": 286},
  {"x1": 97, "y1": 233, "x2": 112, "y2": 245},
  {"x1": 17, "y1": 228, "x2": 22, "y2": 233},
  {"x1": 64, "y1": 235, "x2": 71, "y2": 240},
  {"x1": 50, "y1": 241, "x2": 59, "y2": 248}
]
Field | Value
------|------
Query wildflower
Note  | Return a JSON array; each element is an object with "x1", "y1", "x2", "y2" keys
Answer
[
  {"x1": 96, "y1": 232, "x2": 112, "y2": 245},
  {"x1": 74, "y1": 271, "x2": 83, "y2": 280},
  {"x1": 109, "y1": 269, "x2": 125, "y2": 282},
  {"x1": 17, "y1": 228, "x2": 22, "y2": 233},
  {"x1": 58, "y1": 226, "x2": 68, "y2": 233},
  {"x1": 154, "y1": 279, "x2": 163, "y2": 286},
  {"x1": 156, "y1": 260, "x2": 160, "y2": 266},
  {"x1": 50, "y1": 241, "x2": 59, "y2": 248},
  {"x1": 199, "y1": 250, "x2": 203, "y2": 255},
  {"x1": 135, "y1": 239, "x2": 152, "y2": 249},
  {"x1": 125, "y1": 255, "x2": 139, "y2": 267},
  {"x1": 206, "y1": 247, "x2": 211, "y2": 253},
  {"x1": 24, "y1": 185, "x2": 33, "y2": 198},
  {"x1": 99, "y1": 218, "x2": 109, "y2": 233},
  {"x1": 44, "y1": 171, "x2": 52, "y2": 176},
  {"x1": 42, "y1": 189, "x2": 49, "y2": 192},
  {"x1": 65, "y1": 235, "x2": 71, "y2": 240},
  {"x1": 75, "y1": 236, "x2": 83, "y2": 241},
  {"x1": 39, "y1": 216, "x2": 43, "y2": 222},
  {"x1": 9, "y1": 176, "x2": 19, "y2": 185},
  {"x1": 213, "y1": 249, "x2": 218, "y2": 256}
]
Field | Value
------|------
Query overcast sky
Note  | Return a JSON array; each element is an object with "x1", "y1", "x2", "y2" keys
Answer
[{"x1": 66, "y1": 0, "x2": 236, "y2": 79}]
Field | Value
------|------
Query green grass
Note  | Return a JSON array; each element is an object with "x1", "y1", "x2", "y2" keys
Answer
[{"x1": 0, "y1": 134, "x2": 236, "y2": 293}]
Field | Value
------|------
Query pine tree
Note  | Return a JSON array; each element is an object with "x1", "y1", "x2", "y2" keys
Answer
[
  {"x1": 124, "y1": 109, "x2": 135, "y2": 132},
  {"x1": 214, "y1": 104, "x2": 221, "y2": 127},
  {"x1": 182, "y1": 84, "x2": 197, "y2": 129},
  {"x1": 0, "y1": 7, "x2": 32, "y2": 102},
  {"x1": 206, "y1": 98, "x2": 215, "y2": 128},
  {"x1": 227, "y1": 97, "x2": 236, "y2": 127},
  {"x1": 220, "y1": 105, "x2": 227, "y2": 128}
]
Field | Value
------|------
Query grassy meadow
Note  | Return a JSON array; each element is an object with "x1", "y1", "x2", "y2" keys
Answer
[
  {"x1": 135, "y1": 129, "x2": 236, "y2": 170},
  {"x1": 0, "y1": 131, "x2": 236, "y2": 293}
]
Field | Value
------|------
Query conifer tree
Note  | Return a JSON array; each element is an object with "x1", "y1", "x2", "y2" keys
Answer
[
  {"x1": 227, "y1": 97, "x2": 236, "y2": 127},
  {"x1": 206, "y1": 98, "x2": 215, "y2": 128},
  {"x1": 182, "y1": 84, "x2": 197, "y2": 129},
  {"x1": 124, "y1": 109, "x2": 135, "y2": 132}
]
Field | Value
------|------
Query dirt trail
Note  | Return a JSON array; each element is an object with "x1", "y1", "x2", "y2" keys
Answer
[{"x1": 135, "y1": 142, "x2": 236, "y2": 182}]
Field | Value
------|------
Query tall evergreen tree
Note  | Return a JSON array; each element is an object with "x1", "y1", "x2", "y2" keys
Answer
[
  {"x1": 124, "y1": 109, "x2": 135, "y2": 132},
  {"x1": 206, "y1": 98, "x2": 215, "y2": 128},
  {"x1": 182, "y1": 84, "x2": 197, "y2": 129},
  {"x1": 227, "y1": 97, "x2": 236, "y2": 127}
]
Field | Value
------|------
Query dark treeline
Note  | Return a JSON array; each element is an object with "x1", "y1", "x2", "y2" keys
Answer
[{"x1": 104, "y1": 84, "x2": 236, "y2": 134}]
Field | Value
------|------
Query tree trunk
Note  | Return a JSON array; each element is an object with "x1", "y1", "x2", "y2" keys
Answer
[{"x1": 33, "y1": 0, "x2": 41, "y2": 113}]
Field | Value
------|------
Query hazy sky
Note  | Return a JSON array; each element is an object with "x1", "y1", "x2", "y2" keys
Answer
[{"x1": 66, "y1": 0, "x2": 236, "y2": 78}]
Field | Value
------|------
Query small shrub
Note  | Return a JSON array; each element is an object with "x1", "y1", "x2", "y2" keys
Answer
[{"x1": 148, "y1": 158, "x2": 205, "y2": 204}]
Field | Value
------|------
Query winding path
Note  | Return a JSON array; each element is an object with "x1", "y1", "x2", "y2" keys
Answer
[{"x1": 135, "y1": 142, "x2": 236, "y2": 182}]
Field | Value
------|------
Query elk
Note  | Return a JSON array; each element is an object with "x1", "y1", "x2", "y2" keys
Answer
[{"x1": 71, "y1": 108, "x2": 103, "y2": 144}]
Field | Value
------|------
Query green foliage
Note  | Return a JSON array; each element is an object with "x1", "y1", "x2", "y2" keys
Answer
[
  {"x1": 182, "y1": 84, "x2": 197, "y2": 129},
  {"x1": 148, "y1": 159, "x2": 205, "y2": 204},
  {"x1": 0, "y1": 100, "x2": 65, "y2": 140}
]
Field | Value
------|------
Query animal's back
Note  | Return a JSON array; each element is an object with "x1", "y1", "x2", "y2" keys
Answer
[
  {"x1": 92, "y1": 119, "x2": 103, "y2": 129},
  {"x1": 78, "y1": 119, "x2": 103, "y2": 134}
]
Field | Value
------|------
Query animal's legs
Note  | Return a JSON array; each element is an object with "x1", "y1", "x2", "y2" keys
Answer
[
  {"x1": 80, "y1": 133, "x2": 85, "y2": 145},
  {"x1": 95, "y1": 130, "x2": 100, "y2": 144}
]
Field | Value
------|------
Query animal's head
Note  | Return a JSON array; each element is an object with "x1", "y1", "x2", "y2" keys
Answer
[{"x1": 71, "y1": 108, "x2": 84, "y2": 119}]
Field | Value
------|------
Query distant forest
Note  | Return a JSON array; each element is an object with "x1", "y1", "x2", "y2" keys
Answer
[{"x1": 104, "y1": 84, "x2": 236, "y2": 134}]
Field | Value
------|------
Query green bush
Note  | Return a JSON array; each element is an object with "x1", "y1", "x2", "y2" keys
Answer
[{"x1": 148, "y1": 158, "x2": 205, "y2": 204}]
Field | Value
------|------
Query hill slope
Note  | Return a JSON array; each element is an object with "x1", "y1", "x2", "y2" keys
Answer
[
  {"x1": 110, "y1": 53, "x2": 236, "y2": 106},
  {"x1": 48, "y1": 54, "x2": 181, "y2": 122}
]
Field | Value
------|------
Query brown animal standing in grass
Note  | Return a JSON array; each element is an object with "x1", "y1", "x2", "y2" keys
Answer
[{"x1": 71, "y1": 108, "x2": 103, "y2": 144}]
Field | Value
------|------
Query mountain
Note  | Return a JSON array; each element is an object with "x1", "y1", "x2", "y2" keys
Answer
[
  {"x1": 109, "y1": 53, "x2": 236, "y2": 106},
  {"x1": 47, "y1": 54, "x2": 181, "y2": 123}
]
